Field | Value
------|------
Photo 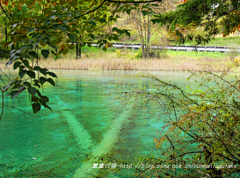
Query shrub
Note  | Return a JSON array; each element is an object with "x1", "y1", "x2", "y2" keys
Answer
[
  {"x1": 115, "y1": 49, "x2": 122, "y2": 58},
  {"x1": 116, "y1": 71, "x2": 240, "y2": 177},
  {"x1": 234, "y1": 57, "x2": 240, "y2": 67},
  {"x1": 135, "y1": 48, "x2": 142, "y2": 59},
  {"x1": 227, "y1": 44, "x2": 239, "y2": 62}
]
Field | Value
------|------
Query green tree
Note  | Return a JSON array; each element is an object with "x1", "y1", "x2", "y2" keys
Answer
[
  {"x1": 112, "y1": 1, "x2": 240, "y2": 177},
  {"x1": 128, "y1": 3, "x2": 159, "y2": 58},
  {"x1": 0, "y1": 0, "x2": 161, "y2": 119},
  {"x1": 152, "y1": 0, "x2": 240, "y2": 44}
]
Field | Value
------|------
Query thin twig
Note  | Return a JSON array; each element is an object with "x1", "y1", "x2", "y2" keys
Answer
[{"x1": 0, "y1": 2, "x2": 10, "y2": 20}]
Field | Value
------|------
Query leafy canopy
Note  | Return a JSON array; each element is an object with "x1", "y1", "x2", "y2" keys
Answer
[
  {"x1": 152, "y1": 0, "x2": 240, "y2": 44},
  {"x1": 0, "y1": 0, "x2": 161, "y2": 117}
]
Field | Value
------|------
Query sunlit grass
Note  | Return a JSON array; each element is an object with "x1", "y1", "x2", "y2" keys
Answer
[
  {"x1": 32, "y1": 55, "x2": 234, "y2": 72},
  {"x1": 166, "y1": 50, "x2": 227, "y2": 59},
  {"x1": 1, "y1": 47, "x2": 239, "y2": 72}
]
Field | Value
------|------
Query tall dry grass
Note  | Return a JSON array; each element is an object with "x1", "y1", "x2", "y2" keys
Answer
[
  {"x1": 34, "y1": 53, "x2": 234, "y2": 72},
  {"x1": 0, "y1": 53, "x2": 236, "y2": 72}
]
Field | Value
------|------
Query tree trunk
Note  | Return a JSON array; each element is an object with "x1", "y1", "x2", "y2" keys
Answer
[
  {"x1": 76, "y1": 43, "x2": 79, "y2": 59},
  {"x1": 5, "y1": 26, "x2": 7, "y2": 43},
  {"x1": 146, "y1": 47, "x2": 149, "y2": 58},
  {"x1": 78, "y1": 44, "x2": 81, "y2": 59},
  {"x1": 142, "y1": 44, "x2": 145, "y2": 58}
]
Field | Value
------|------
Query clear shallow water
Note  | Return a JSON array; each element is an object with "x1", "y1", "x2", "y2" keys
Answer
[{"x1": 0, "y1": 70, "x2": 192, "y2": 177}]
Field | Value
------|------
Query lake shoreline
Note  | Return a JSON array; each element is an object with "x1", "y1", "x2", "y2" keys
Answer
[{"x1": 0, "y1": 57, "x2": 238, "y2": 72}]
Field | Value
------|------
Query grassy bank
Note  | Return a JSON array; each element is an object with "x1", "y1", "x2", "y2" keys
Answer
[
  {"x1": 182, "y1": 36, "x2": 240, "y2": 47},
  {"x1": 36, "y1": 57, "x2": 233, "y2": 72},
  {"x1": 1, "y1": 46, "x2": 239, "y2": 72}
]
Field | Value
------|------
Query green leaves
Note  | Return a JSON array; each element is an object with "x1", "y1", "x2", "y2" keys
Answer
[
  {"x1": 29, "y1": 51, "x2": 38, "y2": 59},
  {"x1": 99, "y1": 18, "x2": 106, "y2": 23},
  {"x1": 67, "y1": 33, "x2": 76, "y2": 41},
  {"x1": 59, "y1": 25, "x2": 66, "y2": 32},
  {"x1": 151, "y1": 18, "x2": 166, "y2": 24},
  {"x1": 142, "y1": 10, "x2": 148, "y2": 16},
  {"x1": 47, "y1": 71, "x2": 57, "y2": 78},
  {"x1": 89, "y1": 34, "x2": 94, "y2": 39},
  {"x1": 28, "y1": 87, "x2": 37, "y2": 96},
  {"x1": 2, "y1": 0, "x2": 139, "y2": 116},
  {"x1": 32, "y1": 94, "x2": 52, "y2": 114},
  {"x1": 32, "y1": 103, "x2": 41, "y2": 114},
  {"x1": 112, "y1": 27, "x2": 131, "y2": 37},
  {"x1": 62, "y1": 20, "x2": 68, "y2": 25},
  {"x1": 40, "y1": 68, "x2": 48, "y2": 75},
  {"x1": 41, "y1": 49, "x2": 50, "y2": 59},
  {"x1": 33, "y1": 66, "x2": 41, "y2": 71},
  {"x1": 13, "y1": 61, "x2": 21, "y2": 70},
  {"x1": 39, "y1": 77, "x2": 47, "y2": 85},
  {"x1": 47, "y1": 78, "x2": 55, "y2": 86},
  {"x1": 28, "y1": 28, "x2": 37, "y2": 33},
  {"x1": 19, "y1": 70, "x2": 26, "y2": 78},
  {"x1": 22, "y1": 60, "x2": 30, "y2": 68},
  {"x1": 27, "y1": 70, "x2": 36, "y2": 78},
  {"x1": 126, "y1": 9, "x2": 131, "y2": 15}
]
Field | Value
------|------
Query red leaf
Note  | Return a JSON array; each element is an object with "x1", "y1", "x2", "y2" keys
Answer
[{"x1": 2, "y1": 0, "x2": 8, "y2": 6}]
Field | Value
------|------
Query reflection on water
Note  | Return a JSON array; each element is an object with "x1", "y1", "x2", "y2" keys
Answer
[{"x1": 0, "y1": 70, "x2": 192, "y2": 177}]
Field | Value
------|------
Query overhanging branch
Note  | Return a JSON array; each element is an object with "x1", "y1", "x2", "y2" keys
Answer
[
  {"x1": 0, "y1": 3, "x2": 10, "y2": 20},
  {"x1": 75, "y1": 0, "x2": 162, "y2": 19}
]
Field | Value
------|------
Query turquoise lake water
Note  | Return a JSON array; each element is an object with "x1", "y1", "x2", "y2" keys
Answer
[{"x1": 0, "y1": 70, "x2": 192, "y2": 177}]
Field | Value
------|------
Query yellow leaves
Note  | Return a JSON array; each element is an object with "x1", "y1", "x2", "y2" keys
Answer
[
  {"x1": 169, "y1": 126, "x2": 176, "y2": 132},
  {"x1": 60, "y1": 45, "x2": 65, "y2": 50},
  {"x1": 69, "y1": 22, "x2": 74, "y2": 26},
  {"x1": 40, "y1": 41, "x2": 46, "y2": 47},
  {"x1": 104, "y1": 43, "x2": 113, "y2": 49}
]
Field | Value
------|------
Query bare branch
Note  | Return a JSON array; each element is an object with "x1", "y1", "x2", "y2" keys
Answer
[{"x1": 0, "y1": 3, "x2": 10, "y2": 20}]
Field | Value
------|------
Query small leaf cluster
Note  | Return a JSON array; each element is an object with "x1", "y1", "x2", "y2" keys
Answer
[{"x1": 6, "y1": 61, "x2": 57, "y2": 114}]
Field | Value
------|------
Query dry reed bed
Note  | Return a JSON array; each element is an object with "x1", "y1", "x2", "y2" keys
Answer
[
  {"x1": 36, "y1": 57, "x2": 231, "y2": 72},
  {"x1": 0, "y1": 56, "x2": 233, "y2": 72}
]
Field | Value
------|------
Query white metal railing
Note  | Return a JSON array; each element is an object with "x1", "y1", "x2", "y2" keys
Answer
[{"x1": 90, "y1": 43, "x2": 240, "y2": 53}]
